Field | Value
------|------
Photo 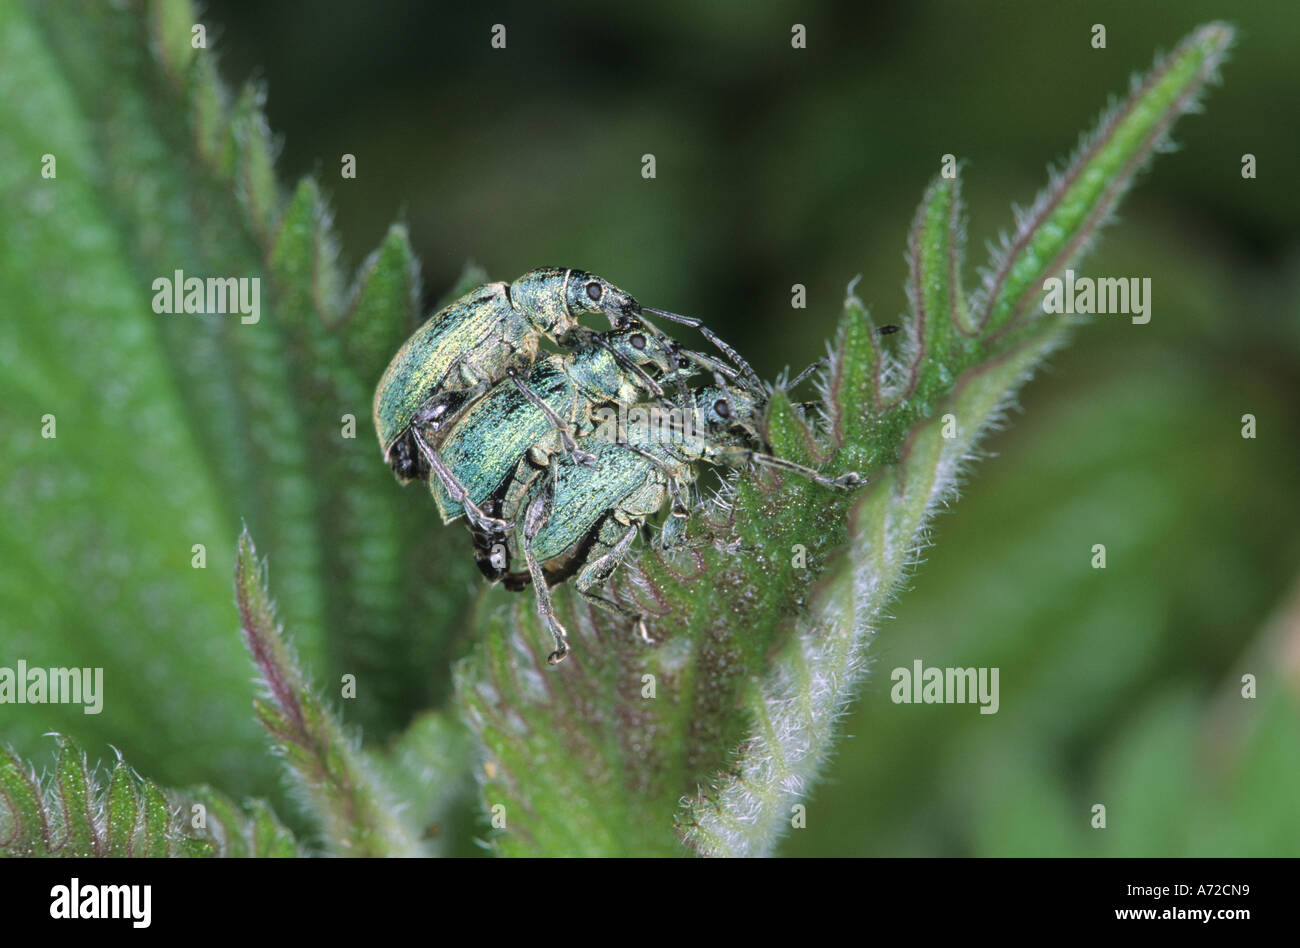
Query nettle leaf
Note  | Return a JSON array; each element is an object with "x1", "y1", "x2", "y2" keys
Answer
[
  {"x1": 0, "y1": 738, "x2": 298, "y2": 857},
  {"x1": 235, "y1": 530, "x2": 423, "y2": 857},
  {"x1": 374, "y1": 711, "x2": 479, "y2": 857},
  {"x1": 0, "y1": 0, "x2": 270, "y2": 797},
  {"x1": 458, "y1": 24, "x2": 1233, "y2": 856},
  {"x1": 3, "y1": 0, "x2": 477, "y2": 784},
  {"x1": 3, "y1": 0, "x2": 483, "y2": 850}
]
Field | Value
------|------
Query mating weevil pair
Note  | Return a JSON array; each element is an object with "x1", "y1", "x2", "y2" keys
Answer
[
  {"x1": 372, "y1": 268, "x2": 861, "y2": 664},
  {"x1": 373, "y1": 266, "x2": 744, "y2": 532},
  {"x1": 374, "y1": 267, "x2": 648, "y2": 533},
  {"x1": 423, "y1": 326, "x2": 715, "y2": 524}
]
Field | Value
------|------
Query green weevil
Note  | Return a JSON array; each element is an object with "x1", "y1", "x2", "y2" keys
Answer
[
  {"x1": 373, "y1": 267, "x2": 746, "y2": 534},
  {"x1": 475, "y1": 383, "x2": 861, "y2": 663},
  {"x1": 424, "y1": 326, "x2": 708, "y2": 524}
]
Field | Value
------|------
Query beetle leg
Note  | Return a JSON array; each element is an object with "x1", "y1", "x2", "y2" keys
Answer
[
  {"x1": 641, "y1": 307, "x2": 766, "y2": 396},
  {"x1": 713, "y1": 445, "x2": 862, "y2": 489},
  {"x1": 574, "y1": 520, "x2": 653, "y2": 645},
  {"x1": 674, "y1": 347, "x2": 742, "y2": 382},
  {"x1": 411, "y1": 427, "x2": 510, "y2": 534},
  {"x1": 507, "y1": 370, "x2": 597, "y2": 469},
  {"x1": 521, "y1": 487, "x2": 571, "y2": 664}
]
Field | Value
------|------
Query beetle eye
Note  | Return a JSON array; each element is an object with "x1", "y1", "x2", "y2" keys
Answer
[
  {"x1": 629, "y1": 333, "x2": 646, "y2": 350},
  {"x1": 713, "y1": 398, "x2": 732, "y2": 419},
  {"x1": 586, "y1": 281, "x2": 603, "y2": 302}
]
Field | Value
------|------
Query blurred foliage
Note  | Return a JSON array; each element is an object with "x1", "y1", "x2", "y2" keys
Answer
[
  {"x1": 0, "y1": 737, "x2": 299, "y2": 857},
  {"x1": 0, "y1": 0, "x2": 479, "y2": 847},
  {"x1": 0, "y1": 0, "x2": 1296, "y2": 856}
]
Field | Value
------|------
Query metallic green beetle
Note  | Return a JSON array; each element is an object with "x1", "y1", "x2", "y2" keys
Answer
[
  {"x1": 475, "y1": 384, "x2": 860, "y2": 664},
  {"x1": 373, "y1": 267, "x2": 746, "y2": 534},
  {"x1": 424, "y1": 326, "x2": 705, "y2": 524},
  {"x1": 374, "y1": 268, "x2": 642, "y2": 527}
]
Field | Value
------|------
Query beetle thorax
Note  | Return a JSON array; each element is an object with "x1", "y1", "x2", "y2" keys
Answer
[{"x1": 509, "y1": 268, "x2": 581, "y2": 339}]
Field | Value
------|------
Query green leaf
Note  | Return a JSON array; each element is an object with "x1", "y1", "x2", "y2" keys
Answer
[
  {"x1": 343, "y1": 225, "x2": 423, "y2": 383},
  {"x1": 185, "y1": 787, "x2": 299, "y2": 858},
  {"x1": 0, "y1": 0, "x2": 283, "y2": 797},
  {"x1": 230, "y1": 83, "x2": 282, "y2": 242},
  {"x1": 104, "y1": 757, "x2": 136, "y2": 857},
  {"x1": 53, "y1": 736, "x2": 99, "y2": 856},
  {"x1": 974, "y1": 24, "x2": 1234, "y2": 341},
  {"x1": 1, "y1": 0, "x2": 479, "y2": 800},
  {"x1": 679, "y1": 334, "x2": 1058, "y2": 854},
  {"x1": 0, "y1": 738, "x2": 296, "y2": 857},
  {"x1": 235, "y1": 529, "x2": 423, "y2": 856},
  {"x1": 0, "y1": 746, "x2": 48, "y2": 855},
  {"x1": 138, "y1": 780, "x2": 178, "y2": 859},
  {"x1": 2, "y1": 0, "x2": 480, "y2": 851},
  {"x1": 375, "y1": 711, "x2": 479, "y2": 856}
]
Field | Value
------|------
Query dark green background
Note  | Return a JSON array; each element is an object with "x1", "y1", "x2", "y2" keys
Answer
[{"x1": 6, "y1": 0, "x2": 1299, "y2": 854}]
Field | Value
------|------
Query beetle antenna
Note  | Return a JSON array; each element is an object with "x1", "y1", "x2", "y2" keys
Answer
[
  {"x1": 641, "y1": 307, "x2": 766, "y2": 395},
  {"x1": 788, "y1": 358, "x2": 826, "y2": 392},
  {"x1": 676, "y1": 348, "x2": 741, "y2": 381}
]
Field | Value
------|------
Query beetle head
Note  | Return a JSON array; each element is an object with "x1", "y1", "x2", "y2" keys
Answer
[
  {"x1": 694, "y1": 386, "x2": 765, "y2": 445},
  {"x1": 564, "y1": 270, "x2": 642, "y2": 327},
  {"x1": 510, "y1": 267, "x2": 638, "y2": 335},
  {"x1": 599, "y1": 327, "x2": 681, "y2": 380}
]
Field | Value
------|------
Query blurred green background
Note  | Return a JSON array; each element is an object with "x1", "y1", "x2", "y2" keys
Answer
[{"x1": 3, "y1": 0, "x2": 1298, "y2": 855}]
